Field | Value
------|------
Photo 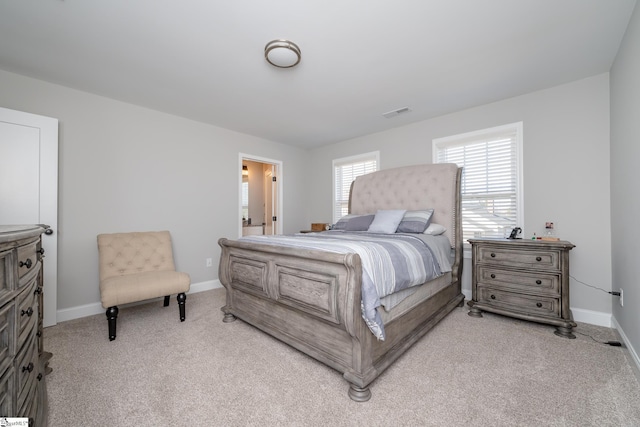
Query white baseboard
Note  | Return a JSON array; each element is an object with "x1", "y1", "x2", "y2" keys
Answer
[
  {"x1": 571, "y1": 307, "x2": 612, "y2": 327},
  {"x1": 611, "y1": 316, "x2": 640, "y2": 376},
  {"x1": 54, "y1": 279, "x2": 222, "y2": 324}
]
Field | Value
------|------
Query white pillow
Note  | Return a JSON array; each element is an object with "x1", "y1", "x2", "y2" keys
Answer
[
  {"x1": 423, "y1": 223, "x2": 446, "y2": 235},
  {"x1": 367, "y1": 209, "x2": 407, "y2": 234}
]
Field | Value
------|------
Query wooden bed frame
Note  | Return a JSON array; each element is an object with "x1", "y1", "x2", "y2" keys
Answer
[{"x1": 218, "y1": 163, "x2": 464, "y2": 401}]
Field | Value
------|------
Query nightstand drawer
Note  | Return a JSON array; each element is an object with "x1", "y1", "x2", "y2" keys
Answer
[
  {"x1": 477, "y1": 266, "x2": 560, "y2": 295},
  {"x1": 477, "y1": 246, "x2": 560, "y2": 271},
  {"x1": 477, "y1": 287, "x2": 560, "y2": 318}
]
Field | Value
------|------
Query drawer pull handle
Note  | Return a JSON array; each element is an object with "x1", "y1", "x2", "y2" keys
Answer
[
  {"x1": 536, "y1": 280, "x2": 542, "y2": 285},
  {"x1": 21, "y1": 307, "x2": 34, "y2": 317},
  {"x1": 38, "y1": 248, "x2": 45, "y2": 255},
  {"x1": 34, "y1": 287, "x2": 42, "y2": 295},
  {"x1": 37, "y1": 373, "x2": 43, "y2": 381},
  {"x1": 22, "y1": 362, "x2": 34, "y2": 373},
  {"x1": 490, "y1": 253, "x2": 496, "y2": 258},
  {"x1": 490, "y1": 294, "x2": 496, "y2": 299},
  {"x1": 536, "y1": 302, "x2": 543, "y2": 308},
  {"x1": 490, "y1": 274, "x2": 496, "y2": 279},
  {"x1": 19, "y1": 258, "x2": 33, "y2": 269},
  {"x1": 536, "y1": 256, "x2": 542, "y2": 262}
]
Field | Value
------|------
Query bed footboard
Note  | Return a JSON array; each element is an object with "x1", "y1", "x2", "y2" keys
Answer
[{"x1": 218, "y1": 236, "x2": 463, "y2": 401}]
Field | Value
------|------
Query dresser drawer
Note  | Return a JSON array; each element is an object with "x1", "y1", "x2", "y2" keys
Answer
[
  {"x1": 17, "y1": 241, "x2": 39, "y2": 280},
  {"x1": 0, "y1": 302, "x2": 16, "y2": 375},
  {"x1": 476, "y1": 266, "x2": 560, "y2": 295},
  {"x1": 16, "y1": 333, "x2": 38, "y2": 413},
  {"x1": 0, "y1": 365, "x2": 15, "y2": 416},
  {"x1": 476, "y1": 246, "x2": 560, "y2": 271},
  {"x1": 0, "y1": 250, "x2": 14, "y2": 306},
  {"x1": 477, "y1": 287, "x2": 560, "y2": 318},
  {"x1": 17, "y1": 280, "x2": 38, "y2": 349}
]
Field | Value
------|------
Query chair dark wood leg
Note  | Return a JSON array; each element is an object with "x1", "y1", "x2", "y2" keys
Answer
[
  {"x1": 177, "y1": 292, "x2": 186, "y2": 321},
  {"x1": 163, "y1": 295, "x2": 170, "y2": 307},
  {"x1": 106, "y1": 306, "x2": 118, "y2": 341}
]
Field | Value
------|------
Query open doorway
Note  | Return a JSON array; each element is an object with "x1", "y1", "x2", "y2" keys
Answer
[{"x1": 239, "y1": 153, "x2": 283, "y2": 238}]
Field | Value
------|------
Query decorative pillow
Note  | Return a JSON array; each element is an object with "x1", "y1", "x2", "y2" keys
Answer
[
  {"x1": 367, "y1": 209, "x2": 407, "y2": 234},
  {"x1": 345, "y1": 214, "x2": 375, "y2": 231},
  {"x1": 332, "y1": 214, "x2": 371, "y2": 231},
  {"x1": 423, "y1": 223, "x2": 447, "y2": 235},
  {"x1": 396, "y1": 209, "x2": 434, "y2": 233}
]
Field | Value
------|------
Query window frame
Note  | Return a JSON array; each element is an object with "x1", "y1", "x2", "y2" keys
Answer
[
  {"x1": 433, "y1": 122, "x2": 524, "y2": 251},
  {"x1": 332, "y1": 151, "x2": 380, "y2": 223}
]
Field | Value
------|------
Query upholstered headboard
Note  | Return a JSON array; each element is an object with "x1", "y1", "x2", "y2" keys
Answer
[{"x1": 349, "y1": 163, "x2": 462, "y2": 248}]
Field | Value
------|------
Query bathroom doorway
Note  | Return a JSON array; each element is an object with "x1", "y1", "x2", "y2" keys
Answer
[{"x1": 239, "y1": 153, "x2": 283, "y2": 238}]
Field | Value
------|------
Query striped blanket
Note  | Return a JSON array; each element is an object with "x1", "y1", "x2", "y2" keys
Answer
[{"x1": 239, "y1": 231, "x2": 447, "y2": 340}]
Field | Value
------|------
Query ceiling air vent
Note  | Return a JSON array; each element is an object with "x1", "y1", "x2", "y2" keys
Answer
[{"x1": 382, "y1": 107, "x2": 411, "y2": 119}]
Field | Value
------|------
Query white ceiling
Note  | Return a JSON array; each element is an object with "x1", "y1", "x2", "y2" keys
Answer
[{"x1": 0, "y1": 0, "x2": 636, "y2": 148}]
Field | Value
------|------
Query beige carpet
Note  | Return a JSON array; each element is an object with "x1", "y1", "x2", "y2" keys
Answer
[{"x1": 44, "y1": 288, "x2": 640, "y2": 426}]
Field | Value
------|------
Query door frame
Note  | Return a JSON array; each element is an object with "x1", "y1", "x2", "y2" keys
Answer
[
  {"x1": 0, "y1": 107, "x2": 58, "y2": 327},
  {"x1": 239, "y1": 153, "x2": 283, "y2": 238}
]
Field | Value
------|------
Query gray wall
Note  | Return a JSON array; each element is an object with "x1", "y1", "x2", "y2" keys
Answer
[
  {"x1": 0, "y1": 69, "x2": 309, "y2": 312},
  {"x1": 306, "y1": 74, "x2": 613, "y2": 324},
  {"x1": 611, "y1": 3, "x2": 640, "y2": 361}
]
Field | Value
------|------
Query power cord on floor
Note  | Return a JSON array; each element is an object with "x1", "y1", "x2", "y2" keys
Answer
[
  {"x1": 569, "y1": 275, "x2": 622, "y2": 346},
  {"x1": 573, "y1": 330, "x2": 622, "y2": 346}
]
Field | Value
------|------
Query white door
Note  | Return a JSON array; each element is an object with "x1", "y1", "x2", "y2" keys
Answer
[{"x1": 0, "y1": 107, "x2": 58, "y2": 327}]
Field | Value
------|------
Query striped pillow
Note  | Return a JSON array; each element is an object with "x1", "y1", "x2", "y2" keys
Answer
[{"x1": 396, "y1": 209, "x2": 434, "y2": 233}]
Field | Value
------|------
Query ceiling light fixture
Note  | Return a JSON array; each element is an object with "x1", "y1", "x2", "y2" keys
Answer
[{"x1": 265, "y1": 39, "x2": 302, "y2": 68}]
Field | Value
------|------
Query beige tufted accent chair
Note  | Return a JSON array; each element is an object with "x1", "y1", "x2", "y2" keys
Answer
[{"x1": 97, "y1": 231, "x2": 191, "y2": 341}]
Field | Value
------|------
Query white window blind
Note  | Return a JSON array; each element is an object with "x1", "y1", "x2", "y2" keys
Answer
[
  {"x1": 434, "y1": 123, "x2": 522, "y2": 242},
  {"x1": 333, "y1": 152, "x2": 379, "y2": 223}
]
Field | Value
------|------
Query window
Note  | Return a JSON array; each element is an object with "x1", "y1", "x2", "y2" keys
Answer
[
  {"x1": 433, "y1": 123, "x2": 523, "y2": 243},
  {"x1": 333, "y1": 152, "x2": 379, "y2": 223}
]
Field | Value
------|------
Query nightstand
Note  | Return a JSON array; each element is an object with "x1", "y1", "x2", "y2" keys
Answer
[{"x1": 467, "y1": 238, "x2": 576, "y2": 338}]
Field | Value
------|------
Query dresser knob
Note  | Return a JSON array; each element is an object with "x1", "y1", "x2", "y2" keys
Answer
[
  {"x1": 38, "y1": 248, "x2": 45, "y2": 255},
  {"x1": 536, "y1": 302, "x2": 543, "y2": 308},
  {"x1": 490, "y1": 253, "x2": 496, "y2": 258},
  {"x1": 19, "y1": 258, "x2": 33, "y2": 269},
  {"x1": 21, "y1": 307, "x2": 34, "y2": 317},
  {"x1": 37, "y1": 373, "x2": 43, "y2": 381},
  {"x1": 490, "y1": 294, "x2": 496, "y2": 299},
  {"x1": 34, "y1": 287, "x2": 42, "y2": 295},
  {"x1": 536, "y1": 256, "x2": 542, "y2": 262},
  {"x1": 22, "y1": 362, "x2": 34, "y2": 373},
  {"x1": 536, "y1": 280, "x2": 542, "y2": 285}
]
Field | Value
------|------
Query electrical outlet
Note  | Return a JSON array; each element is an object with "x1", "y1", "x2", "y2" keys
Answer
[
  {"x1": 620, "y1": 288, "x2": 624, "y2": 307},
  {"x1": 206, "y1": 258, "x2": 212, "y2": 267}
]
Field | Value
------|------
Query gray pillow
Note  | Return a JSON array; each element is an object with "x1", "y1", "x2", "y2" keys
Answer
[
  {"x1": 333, "y1": 214, "x2": 371, "y2": 231},
  {"x1": 345, "y1": 214, "x2": 375, "y2": 231},
  {"x1": 367, "y1": 209, "x2": 407, "y2": 234},
  {"x1": 397, "y1": 209, "x2": 434, "y2": 233}
]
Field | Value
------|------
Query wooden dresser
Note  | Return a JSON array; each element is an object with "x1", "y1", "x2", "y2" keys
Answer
[
  {"x1": 0, "y1": 225, "x2": 50, "y2": 425},
  {"x1": 467, "y1": 238, "x2": 576, "y2": 338}
]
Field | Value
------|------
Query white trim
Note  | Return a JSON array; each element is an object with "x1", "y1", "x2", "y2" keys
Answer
[
  {"x1": 433, "y1": 122, "x2": 524, "y2": 239},
  {"x1": 612, "y1": 316, "x2": 640, "y2": 375},
  {"x1": 54, "y1": 280, "x2": 221, "y2": 324},
  {"x1": 571, "y1": 307, "x2": 612, "y2": 327},
  {"x1": 239, "y1": 153, "x2": 284, "y2": 238}
]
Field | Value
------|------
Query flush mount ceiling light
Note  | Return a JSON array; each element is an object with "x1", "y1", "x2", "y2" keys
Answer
[{"x1": 265, "y1": 39, "x2": 301, "y2": 68}]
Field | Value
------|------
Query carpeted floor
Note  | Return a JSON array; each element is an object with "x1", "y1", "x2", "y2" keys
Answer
[{"x1": 44, "y1": 288, "x2": 640, "y2": 426}]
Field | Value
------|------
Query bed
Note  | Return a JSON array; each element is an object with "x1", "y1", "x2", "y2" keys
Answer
[{"x1": 218, "y1": 163, "x2": 464, "y2": 401}]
